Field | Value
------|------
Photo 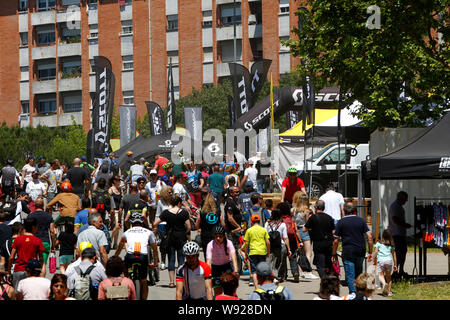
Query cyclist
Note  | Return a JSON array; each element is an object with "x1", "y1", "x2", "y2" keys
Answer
[
  {"x1": 46, "y1": 182, "x2": 81, "y2": 229},
  {"x1": 114, "y1": 214, "x2": 158, "y2": 300},
  {"x1": 176, "y1": 241, "x2": 213, "y2": 301}
]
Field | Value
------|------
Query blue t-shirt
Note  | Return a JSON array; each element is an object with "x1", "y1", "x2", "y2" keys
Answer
[
  {"x1": 74, "y1": 209, "x2": 89, "y2": 228},
  {"x1": 375, "y1": 242, "x2": 394, "y2": 262},
  {"x1": 334, "y1": 215, "x2": 369, "y2": 259},
  {"x1": 207, "y1": 173, "x2": 226, "y2": 194}
]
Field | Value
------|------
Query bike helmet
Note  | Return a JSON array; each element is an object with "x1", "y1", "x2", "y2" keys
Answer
[
  {"x1": 129, "y1": 213, "x2": 145, "y2": 225},
  {"x1": 288, "y1": 166, "x2": 298, "y2": 173},
  {"x1": 213, "y1": 224, "x2": 225, "y2": 235},
  {"x1": 183, "y1": 241, "x2": 200, "y2": 256},
  {"x1": 79, "y1": 241, "x2": 93, "y2": 253},
  {"x1": 61, "y1": 181, "x2": 72, "y2": 192},
  {"x1": 162, "y1": 162, "x2": 173, "y2": 170},
  {"x1": 126, "y1": 151, "x2": 133, "y2": 156}
]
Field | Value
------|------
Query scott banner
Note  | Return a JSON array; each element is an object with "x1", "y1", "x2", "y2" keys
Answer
[
  {"x1": 92, "y1": 56, "x2": 115, "y2": 158},
  {"x1": 166, "y1": 60, "x2": 176, "y2": 132},
  {"x1": 146, "y1": 101, "x2": 166, "y2": 136},
  {"x1": 184, "y1": 106, "x2": 203, "y2": 142},
  {"x1": 119, "y1": 105, "x2": 137, "y2": 147}
]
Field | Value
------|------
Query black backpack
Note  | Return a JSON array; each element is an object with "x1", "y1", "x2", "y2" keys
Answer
[
  {"x1": 254, "y1": 286, "x2": 286, "y2": 300},
  {"x1": 92, "y1": 189, "x2": 111, "y2": 214},
  {"x1": 268, "y1": 223, "x2": 282, "y2": 251}
]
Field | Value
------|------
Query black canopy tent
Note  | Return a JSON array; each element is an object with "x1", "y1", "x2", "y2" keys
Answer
[{"x1": 362, "y1": 111, "x2": 450, "y2": 282}]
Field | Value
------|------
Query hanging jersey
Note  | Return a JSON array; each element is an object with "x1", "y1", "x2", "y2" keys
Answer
[
  {"x1": 121, "y1": 227, "x2": 156, "y2": 255},
  {"x1": 176, "y1": 261, "x2": 212, "y2": 300}
]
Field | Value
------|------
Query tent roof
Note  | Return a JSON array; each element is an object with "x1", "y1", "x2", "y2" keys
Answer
[{"x1": 366, "y1": 112, "x2": 450, "y2": 180}]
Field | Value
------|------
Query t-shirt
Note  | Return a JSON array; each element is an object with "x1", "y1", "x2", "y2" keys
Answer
[
  {"x1": 17, "y1": 277, "x2": 50, "y2": 300},
  {"x1": 155, "y1": 157, "x2": 169, "y2": 177},
  {"x1": 76, "y1": 226, "x2": 108, "y2": 258},
  {"x1": 22, "y1": 164, "x2": 36, "y2": 183},
  {"x1": 58, "y1": 232, "x2": 77, "y2": 256},
  {"x1": 244, "y1": 225, "x2": 269, "y2": 256},
  {"x1": 281, "y1": 177, "x2": 305, "y2": 203},
  {"x1": 264, "y1": 221, "x2": 288, "y2": 245},
  {"x1": 185, "y1": 170, "x2": 203, "y2": 194},
  {"x1": 244, "y1": 167, "x2": 258, "y2": 189},
  {"x1": 121, "y1": 226, "x2": 156, "y2": 255},
  {"x1": 224, "y1": 198, "x2": 242, "y2": 233},
  {"x1": 334, "y1": 215, "x2": 369, "y2": 258},
  {"x1": 304, "y1": 212, "x2": 335, "y2": 250},
  {"x1": 145, "y1": 180, "x2": 166, "y2": 204},
  {"x1": 95, "y1": 173, "x2": 111, "y2": 186},
  {"x1": 248, "y1": 206, "x2": 271, "y2": 226},
  {"x1": 1, "y1": 166, "x2": 19, "y2": 186},
  {"x1": 12, "y1": 234, "x2": 45, "y2": 272},
  {"x1": 206, "y1": 239, "x2": 235, "y2": 266},
  {"x1": 374, "y1": 242, "x2": 394, "y2": 262},
  {"x1": 43, "y1": 168, "x2": 62, "y2": 193},
  {"x1": 28, "y1": 210, "x2": 53, "y2": 244},
  {"x1": 388, "y1": 200, "x2": 407, "y2": 237},
  {"x1": 74, "y1": 209, "x2": 89, "y2": 228},
  {"x1": 120, "y1": 193, "x2": 140, "y2": 214},
  {"x1": 25, "y1": 181, "x2": 46, "y2": 201},
  {"x1": 127, "y1": 199, "x2": 148, "y2": 223},
  {"x1": 176, "y1": 261, "x2": 212, "y2": 300},
  {"x1": 159, "y1": 209, "x2": 190, "y2": 242},
  {"x1": 247, "y1": 283, "x2": 294, "y2": 300},
  {"x1": 319, "y1": 190, "x2": 345, "y2": 221},
  {"x1": 67, "y1": 167, "x2": 89, "y2": 195},
  {"x1": 46, "y1": 192, "x2": 82, "y2": 218},
  {"x1": 237, "y1": 192, "x2": 256, "y2": 217},
  {"x1": 215, "y1": 294, "x2": 239, "y2": 300},
  {"x1": 98, "y1": 276, "x2": 136, "y2": 300},
  {"x1": 67, "y1": 261, "x2": 107, "y2": 290},
  {"x1": 199, "y1": 211, "x2": 221, "y2": 242},
  {"x1": 173, "y1": 183, "x2": 188, "y2": 202},
  {"x1": 37, "y1": 163, "x2": 50, "y2": 181},
  {"x1": 0, "y1": 224, "x2": 12, "y2": 252},
  {"x1": 129, "y1": 164, "x2": 145, "y2": 178},
  {"x1": 207, "y1": 173, "x2": 226, "y2": 194}
]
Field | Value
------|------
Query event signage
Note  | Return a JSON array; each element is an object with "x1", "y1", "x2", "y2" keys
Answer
[
  {"x1": 166, "y1": 60, "x2": 176, "y2": 132},
  {"x1": 119, "y1": 105, "x2": 137, "y2": 147},
  {"x1": 146, "y1": 101, "x2": 166, "y2": 136}
]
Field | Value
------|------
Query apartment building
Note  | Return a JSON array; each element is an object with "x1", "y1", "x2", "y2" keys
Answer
[{"x1": 0, "y1": 0, "x2": 303, "y2": 131}]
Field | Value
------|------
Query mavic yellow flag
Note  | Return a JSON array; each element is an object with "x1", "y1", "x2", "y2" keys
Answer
[{"x1": 270, "y1": 72, "x2": 274, "y2": 129}]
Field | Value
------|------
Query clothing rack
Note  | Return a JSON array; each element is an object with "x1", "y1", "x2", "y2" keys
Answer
[{"x1": 414, "y1": 197, "x2": 450, "y2": 282}]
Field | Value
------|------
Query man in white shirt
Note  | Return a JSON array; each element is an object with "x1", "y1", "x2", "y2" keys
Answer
[
  {"x1": 241, "y1": 160, "x2": 258, "y2": 191},
  {"x1": 26, "y1": 171, "x2": 47, "y2": 212},
  {"x1": 319, "y1": 183, "x2": 345, "y2": 225},
  {"x1": 16, "y1": 259, "x2": 50, "y2": 300}
]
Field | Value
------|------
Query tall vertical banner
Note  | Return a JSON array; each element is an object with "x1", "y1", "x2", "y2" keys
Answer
[
  {"x1": 229, "y1": 63, "x2": 252, "y2": 120},
  {"x1": 166, "y1": 60, "x2": 176, "y2": 133},
  {"x1": 249, "y1": 59, "x2": 272, "y2": 104},
  {"x1": 286, "y1": 110, "x2": 300, "y2": 129},
  {"x1": 146, "y1": 101, "x2": 166, "y2": 136},
  {"x1": 227, "y1": 95, "x2": 236, "y2": 127},
  {"x1": 119, "y1": 105, "x2": 137, "y2": 147},
  {"x1": 184, "y1": 107, "x2": 203, "y2": 162},
  {"x1": 92, "y1": 56, "x2": 115, "y2": 158}
]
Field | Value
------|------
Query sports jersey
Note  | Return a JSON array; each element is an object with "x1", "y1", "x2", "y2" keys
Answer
[
  {"x1": 176, "y1": 260, "x2": 212, "y2": 300},
  {"x1": 122, "y1": 227, "x2": 156, "y2": 255}
]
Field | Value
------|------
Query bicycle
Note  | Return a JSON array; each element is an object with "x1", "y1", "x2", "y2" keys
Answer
[{"x1": 128, "y1": 262, "x2": 143, "y2": 300}]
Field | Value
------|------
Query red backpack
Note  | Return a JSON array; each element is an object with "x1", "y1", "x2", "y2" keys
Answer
[{"x1": 282, "y1": 215, "x2": 298, "y2": 245}]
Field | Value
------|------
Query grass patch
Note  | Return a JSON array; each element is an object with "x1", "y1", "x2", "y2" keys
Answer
[{"x1": 392, "y1": 280, "x2": 450, "y2": 300}]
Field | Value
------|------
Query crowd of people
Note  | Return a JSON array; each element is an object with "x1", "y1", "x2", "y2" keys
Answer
[{"x1": 0, "y1": 151, "x2": 404, "y2": 301}]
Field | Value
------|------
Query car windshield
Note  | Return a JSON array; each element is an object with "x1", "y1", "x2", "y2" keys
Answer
[{"x1": 307, "y1": 143, "x2": 337, "y2": 161}]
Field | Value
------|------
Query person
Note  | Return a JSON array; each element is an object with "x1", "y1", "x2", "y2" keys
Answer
[
  {"x1": 200, "y1": 165, "x2": 210, "y2": 182},
  {"x1": 224, "y1": 187, "x2": 244, "y2": 275},
  {"x1": 40, "y1": 160, "x2": 63, "y2": 203},
  {"x1": 15, "y1": 259, "x2": 50, "y2": 300},
  {"x1": 176, "y1": 241, "x2": 213, "y2": 301},
  {"x1": 66, "y1": 157, "x2": 90, "y2": 200},
  {"x1": 46, "y1": 181, "x2": 82, "y2": 228},
  {"x1": 0, "y1": 222, "x2": 23, "y2": 275},
  {"x1": 313, "y1": 273, "x2": 343, "y2": 300},
  {"x1": 114, "y1": 214, "x2": 159, "y2": 300},
  {"x1": 173, "y1": 173, "x2": 194, "y2": 215},
  {"x1": 292, "y1": 191, "x2": 317, "y2": 279},
  {"x1": 205, "y1": 225, "x2": 238, "y2": 296},
  {"x1": 373, "y1": 229, "x2": 397, "y2": 297},
  {"x1": 237, "y1": 182, "x2": 257, "y2": 229},
  {"x1": 346, "y1": 273, "x2": 376, "y2": 300},
  {"x1": 153, "y1": 194, "x2": 191, "y2": 288},
  {"x1": 76, "y1": 212, "x2": 109, "y2": 266},
  {"x1": 160, "y1": 162, "x2": 175, "y2": 187},
  {"x1": 129, "y1": 157, "x2": 147, "y2": 184},
  {"x1": 122, "y1": 151, "x2": 134, "y2": 181},
  {"x1": 108, "y1": 175, "x2": 123, "y2": 249},
  {"x1": 108, "y1": 152, "x2": 121, "y2": 177},
  {"x1": 80, "y1": 155, "x2": 95, "y2": 177},
  {"x1": 280, "y1": 166, "x2": 306, "y2": 204},
  {"x1": 0, "y1": 158, "x2": 20, "y2": 199},
  {"x1": 247, "y1": 261, "x2": 294, "y2": 300},
  {"x1": 0, "y1": 211, "x2": 12, "y2": 263},
  {"x1": 264, "y1": 208, "x2": 291, "y2": 283},
  {"x1": 7, "y1": 217, "x2": 45, "y2": 290},
  {"x1": 303, "y1": 200, "x2": 335, "y2": 279},
  {"x1": 145, "y1": 169, "x2": 166, "y2": 223},
  {"x1": 195, "y1": 192, "x2": 224, "y2": 258},
  {"x1": 185, "y1": 161, "x2": 205, "y2": 209},
  {"x1": 65, "y1": 242, "x2": 105, "y2": 282},
  {"x1": 207, "y1": 165, "x2": 226, "y2": 207},
  {"x1": 91, "y1": 177, "x2": 112, "y2": 222},
  {"x1": 93, "y1": 164, "x2": 111, "y2": 191},
  {"x1": 119, "y1": 183, "x2": 140, "y2": 230},
  {"x1": 241, "y1": 160, "x2": 258, "y2": 191},
  {"x1": 240, "y1": 214, "x2": 270, "y2": 289},
  {"x1": 56, "y1": 220, "x2": 77, "y2": 274},
  {"x1": 48, "y1": 273, "x2": 76, "y2": 300},
  {"x1": 332, "y1": 201, "x2": 373, "y2": 296},
  {"x1": 225, "y1": 169, "x2": 239, "y2": 189},
  {"x1": 36, "y1": 156, "x2": 50, "y2": 184},
  {"x1": 319, "y1": 183, "x2": 345, "y2": 225},
  {"x1": 154, "y1": 154, "x2": 169, "y2": 178},
  {"x1": 67, "y1": 247, "x2": 107, "y2": 300},
  {"x1": 29, "y1": 197, "x2": 56, "y2": 274},
  {"x1": 20, "y1": 155, "x2": 36, "y2": 192},
  {"x1": 124, "y1": 189, "x2": 151, "y2": 230},
  {"x1": 215, "y1": 272, "x2": 239, "y2": 300},
  {"x1": 388, "y1": 191, "x2": 411, "y2": 278},
  {"x1": 74, "y1": 197, "x2": 92, "y2": 235},
  {"x1": 25, "y1": 171, "x2": 47, "y2": 212},
  {"x1": 98, "y1": 256, "x2": 136, "y2": 300},
  {"x1": 265, "y1": 199, "x2": 273, "y2": 216},
  {"x1": 248, "y1": 193, "x2": 271, "y2": 228},
  {"x1": 0, "y1": 262, "x2": 15, "y2": 300},
  {"x1": 155, "y1": 186, "x2": 173, "y2": 270}
]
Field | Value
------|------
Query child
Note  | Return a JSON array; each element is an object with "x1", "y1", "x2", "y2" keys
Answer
[
  {"x1": 346, "y1": 273, "x2": 376, "y2": 300},
  {"x1": 373, "y1": 229, "x2": 397, "y2": 297},
  {"x1": 56, "y1": 220, "x2": 77, "y2": 274},
  {"x1": 264, "y1": 199, "x2": 273, "y2": 216}
]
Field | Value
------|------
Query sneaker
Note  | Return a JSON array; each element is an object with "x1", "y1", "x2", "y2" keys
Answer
[
  {"x1": 249, "y1": 280, "x2": 254, "y2": 287},
  {"x1": 382, "y1": 284, "x2": 389, "y2": 296},
  {"x1": 300, "y1": 272, "x2": 305, "y2": 278},
  {"x1": 387, "y1": 292, "x2": 393, "y2": 297},
  {"x1": 160, "y1": 263, "x2": 166, "y2": 270},
  {"x1": 293, "y1": 274, "x2": 300, "y2": 283},
  {"x1": 305, "y1": 272, "x2": 319, "y2": 279}
]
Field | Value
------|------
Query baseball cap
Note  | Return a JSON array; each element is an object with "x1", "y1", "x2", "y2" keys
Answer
[
  {"x1": 150, "y1": 169, "x2": 157, "y2": 175},
  {"x1": 255, "y1": 261, "x2": 272, "y2": 277},
  {"x1": 27, "y1": 259, "x2": 42, "y2": 272},
  {"x1": 103, "y1": 152, "x2": 109, "y2": 156},
  {"x1": 251, "y1": 214, "x2": 261, "y2": 223}
]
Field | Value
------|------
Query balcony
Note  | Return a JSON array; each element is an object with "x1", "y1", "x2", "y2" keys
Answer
[
  {"x1": 32, "y1": 46, "x2": 57, "y2": 60},
  {"x1": 216, "y1": 24, "x2": 242, "y2": 41},
  {"x1": 58, "y1": 77, "x2": 82, "y2": 92},
  {"x1": 58, "y1": 42, "x2": 81, "y2": 57},
  {"x1": 59, "y1": 111, "x2": 83, "y2": 126},
  {"x1": 216, "y1": 0, "x2": 241, "y2": 4},
  {"x1": 32, "y1": 114, "x2": 58, "y2": 128},
  {"x1": 31, "y1": 10, "x2": 55, "y2": 26},
  {"x1": 32, "y1": 79, "x2": 57, "y2": 95}
]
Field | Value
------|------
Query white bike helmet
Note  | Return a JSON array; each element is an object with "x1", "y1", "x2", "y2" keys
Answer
[{"x1": 183, "y1": 241, "x2": 200, "y2": 256}]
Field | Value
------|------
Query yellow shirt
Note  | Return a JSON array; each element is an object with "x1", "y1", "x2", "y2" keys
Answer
[{"x1": 244, "y1": 224, "x2": 269, "y2": 256}]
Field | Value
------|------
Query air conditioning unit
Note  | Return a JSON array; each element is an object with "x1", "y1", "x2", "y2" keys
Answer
[
  {"x1": 248, "y1": 14, "x2": 257, "y2": 25},
  {"x1": 19, "y1": 114, "x2": 29, "y2": 121}
]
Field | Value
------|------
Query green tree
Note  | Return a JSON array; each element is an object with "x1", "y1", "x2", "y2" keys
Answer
[{"x1": 285, "y1": 1, "x2": 449, "y2": 131}]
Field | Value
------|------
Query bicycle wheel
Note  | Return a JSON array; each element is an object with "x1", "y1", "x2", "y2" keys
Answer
[{"x1": 133, "y1": 264, "x2": 141, "y2": 300}]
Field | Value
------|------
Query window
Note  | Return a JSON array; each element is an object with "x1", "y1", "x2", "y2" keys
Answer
[
  {"x1": 321, "y1": 148, "x2": 351, "y2": 165},
  {"x1": 62, "y1": 0, "x2": 81, "y2": 8},
  {"x1": 37, "y1": 63, "x2": 56, "y2": 81},
  {"x1": 19, "y1": 0, "x2": 28, "y2": 11},
  {"x1": 121, "y1": 20, "x2": 133, "y2": 35},
  {"x1": 220, "y1": 4, "x2": 241, "y2": 26},
  {"x1": 202, "y1": 10, "x2": 212, "y2": 28},
  {"x1": 60, "y1": 25, "x2": 81, "y2": 43},
  {"x1": 21, "y1": 101, "x2": 30, "y2": 114},
  {"x1": 36, "y1": 27, "x2": 55, "y2": 45},
  {"x1": 63, "y1": 95, "x2": 82, "y2": 112},
  {"x1": 122, "y1": 55, "x2": 133, "y2": 70},
  {"x1": 203, "y1": 47, "x2": 213, "y2": 63},
  {"x1": 37, "y1": 0, "x2": 55, "y2": 11},
  {"x1": 89, "y1": 25, "x2": 99, "y2": 39},
  {"x1": 20, "y1": 32, "x2": 28, "y2": 46},
  {"x1": 167, "y1": 51, "x2": 178, "y2": 65},
  {"x1": 167, "y1": 15, "x2": 178, "y2": 31},
  {"x1": 21, "y1": 67, "x2": 29, "y2": 81},
  {"x1": 279, "y1": 0, "x2": 289, "y2": 13},
  {"x1": 61, "y1": 60, "x2": 81, "y2": 77},
  {"x1": 123, "y1": 91, "x2": 134, "y2": 105},
  {"x1": 37, "y1": 99, "x2": 57, "y2": 114}
]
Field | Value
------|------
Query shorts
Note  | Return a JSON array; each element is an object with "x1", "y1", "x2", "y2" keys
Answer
[
  {"x1": 124, "y1": 253, "x2": 149, "y2": 280},
  {"x1": 298, "y1": 228, "x2": 311, "y2": 241},
  {"x1": 377, "y1": 260, "x2": 393, "y2": 274},
  {"x1": 211, "y1": 262, "x2": 234, "y2": 288},
  {"x1": 59, "y1": 254, "x2": 74, "y2": 265},
  {"x1": 249, "y1": 255, "x2": 267, "y2": 274}
]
